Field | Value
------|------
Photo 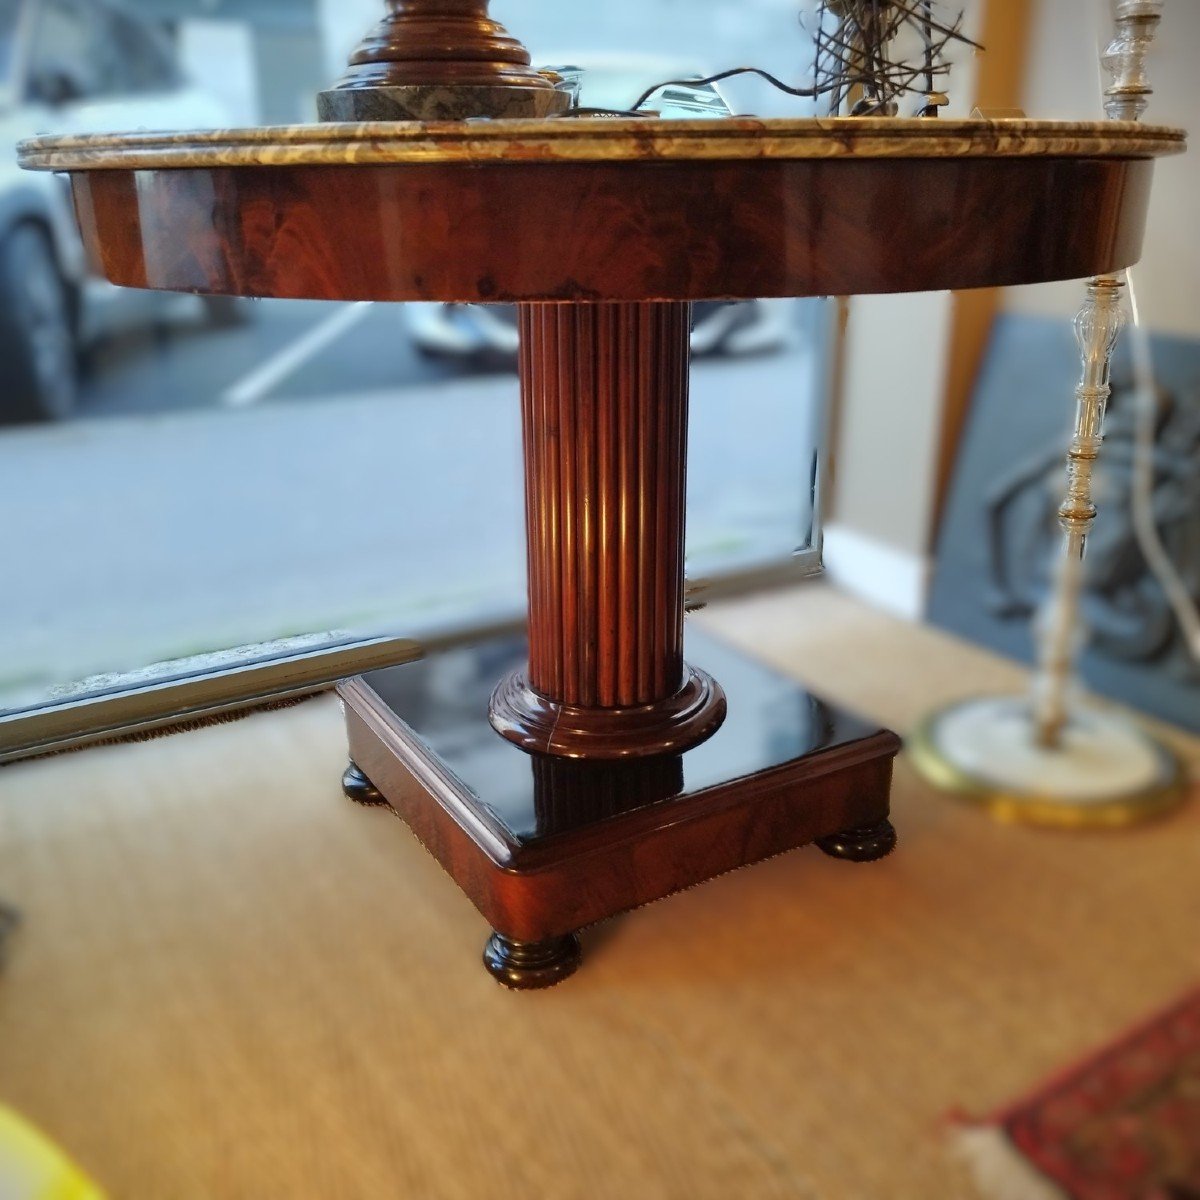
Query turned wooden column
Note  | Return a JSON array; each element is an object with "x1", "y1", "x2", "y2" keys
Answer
[
  {"x1": 318, "y1": 0, "x2": 567, "y2": 122},
  {"x1": 490, "y1": 302, "x2": 727, "y2": 760}
]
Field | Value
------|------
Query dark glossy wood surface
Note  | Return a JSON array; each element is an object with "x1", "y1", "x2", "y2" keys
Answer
[
  {"x1": 68, "y1": 154, "x2": 1155, "y2": 303},
  {"x1": 340, "y1": 630, "x2": 900, "y2": 943}
]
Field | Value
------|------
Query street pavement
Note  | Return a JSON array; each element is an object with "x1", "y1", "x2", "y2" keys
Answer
[{"x1": 2, "y1": 302, "x2": 822, "y2": 709}]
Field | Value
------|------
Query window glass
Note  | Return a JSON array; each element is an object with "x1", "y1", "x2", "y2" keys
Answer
[{"x1": 1, "y1": 1, "x2": 832, "y2": 751}]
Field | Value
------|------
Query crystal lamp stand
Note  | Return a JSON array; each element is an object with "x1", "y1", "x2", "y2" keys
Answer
[{"x1": 911, "y1": 1, "x2": 1188, "y2": 827}]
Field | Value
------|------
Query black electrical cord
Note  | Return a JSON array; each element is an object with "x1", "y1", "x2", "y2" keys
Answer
[{"x1": 631, "y1": 67, "x2": 830, "y2": 112}]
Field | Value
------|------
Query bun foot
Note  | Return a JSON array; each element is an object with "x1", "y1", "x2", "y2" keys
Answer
[
  {"x1": 342, "y1": 762, "x2": 387, "y2": 808},
  {"x1": 483, "y1": 932, "x2": 582, "y2": 990},
  {"x1": 816, "y1": 819, "x2": 897, "y2": 863}
]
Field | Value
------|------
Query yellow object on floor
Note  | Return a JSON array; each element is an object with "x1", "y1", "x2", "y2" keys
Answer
[{"x1": 0, "y1": 1106, "x2": 104, "y2": 1200}]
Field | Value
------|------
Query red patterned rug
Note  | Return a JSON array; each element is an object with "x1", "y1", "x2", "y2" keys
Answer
[{"x1": 954, "y1": 987, "x2": 1200, "y2": 1200}]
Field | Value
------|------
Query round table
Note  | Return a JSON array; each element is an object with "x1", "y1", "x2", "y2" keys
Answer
[{"x1": 21, "y1": 116, "x2": 1185, "y2": 986}]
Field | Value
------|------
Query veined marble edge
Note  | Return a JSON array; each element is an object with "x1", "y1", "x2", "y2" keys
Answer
[{"x1": 17, "y1": 117, "x2": 1187, "y2": 171}]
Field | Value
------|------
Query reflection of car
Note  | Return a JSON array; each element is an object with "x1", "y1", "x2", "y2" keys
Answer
[
  {"x1": 0, "y1": 0, "x2": 228, "y2": 421},
  {"x1": 406, "y1": 56, "x2": 795, "y2": 365}
]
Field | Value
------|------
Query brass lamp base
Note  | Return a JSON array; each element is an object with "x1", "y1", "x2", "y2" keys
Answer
[{"x1": 910, "y1": 695, "x2": 1188, "y2": 829}]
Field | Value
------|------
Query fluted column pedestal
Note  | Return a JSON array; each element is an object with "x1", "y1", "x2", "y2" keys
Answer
[{"x1": 489, "y1": 302, "x2": 727, "y2": 760}]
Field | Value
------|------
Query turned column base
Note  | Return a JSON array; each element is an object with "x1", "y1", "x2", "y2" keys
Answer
[
  {"x1": 489, "y1": 664, "x2": 727, "y2": 760},
  {"x1": 483, "y1": 932, "x2": 582, "y2": 990}
]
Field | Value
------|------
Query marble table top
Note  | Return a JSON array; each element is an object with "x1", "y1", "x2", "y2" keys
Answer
[{"x1": 18, "y1": 116, "x2": 1187, "y2": 172}]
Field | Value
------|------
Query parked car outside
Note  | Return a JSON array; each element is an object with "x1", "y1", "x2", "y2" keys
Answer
[
  {"x1": 405, "y1": 55, "x2": 796, "y2": 364},
  {"x1": 0, "y1": 0, "x2": 229, "y2": 422}
]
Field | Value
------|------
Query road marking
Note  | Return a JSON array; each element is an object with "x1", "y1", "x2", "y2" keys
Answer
[{"x1": 220, "y1": 302, "x2": 374, "y2": 407}]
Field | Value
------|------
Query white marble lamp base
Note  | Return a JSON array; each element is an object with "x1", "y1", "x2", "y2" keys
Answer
[{"x1": 911, "y1": 695, "x2": 1187, "y2": 828}]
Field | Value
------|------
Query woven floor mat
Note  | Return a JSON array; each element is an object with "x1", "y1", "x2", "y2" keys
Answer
[{"x1": 0, "y1": 585, "x2": 1196, "y2": 1199}]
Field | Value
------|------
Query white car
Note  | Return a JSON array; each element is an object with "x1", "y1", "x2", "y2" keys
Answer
[
  {"x1": 406, "y1": 56, "x2": 795, "y2": 364},
  {"x1": 0, "y1": 0, "x2": 229, "y2": 421}
]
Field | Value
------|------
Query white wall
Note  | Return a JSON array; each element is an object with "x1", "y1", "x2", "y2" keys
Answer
[{"x1": 825, "y1": 292, "x2": 953, "y2": 619}]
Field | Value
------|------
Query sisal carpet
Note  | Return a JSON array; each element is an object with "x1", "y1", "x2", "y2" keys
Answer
[{"x1": 0, "y1": 585, "x2": 1196, "y2": 1199}]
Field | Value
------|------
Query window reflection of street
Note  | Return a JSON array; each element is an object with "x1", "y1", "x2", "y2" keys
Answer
[
  {"x1": 77, "y1": 300, "x2": 471, "y2": 418},
  {"x1": 72, "y1": 299, "x2": 807, "y2": 418},
  {"x1": 0, "y1": 300, "x2": 823, "y2": 712}
]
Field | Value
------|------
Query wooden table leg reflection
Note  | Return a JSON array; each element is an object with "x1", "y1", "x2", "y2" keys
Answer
[{"x1": 338, "y1": 300, "x2": 901, "y2": 989}]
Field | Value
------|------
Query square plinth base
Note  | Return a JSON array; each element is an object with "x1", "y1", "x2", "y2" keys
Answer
[{"x1": 338, "y1": 630, "x2": 901, "y2": 947}]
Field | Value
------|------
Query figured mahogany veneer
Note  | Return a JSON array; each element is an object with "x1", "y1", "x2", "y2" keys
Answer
[{"x1": 63, "y1": 154, "x2": 1158, "y2": 303}]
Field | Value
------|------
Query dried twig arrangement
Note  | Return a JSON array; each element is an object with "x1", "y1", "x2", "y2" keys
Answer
[
  {"x1": 620, "y1": 0, "x2": 979, "y2": 119},
  {"x1": 811, "y1": 0, "x2": 977, "y2": 116}
]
